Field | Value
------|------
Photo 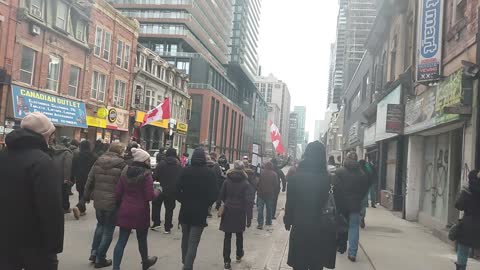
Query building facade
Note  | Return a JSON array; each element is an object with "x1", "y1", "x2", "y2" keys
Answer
[
  {"x1": 131, "y1": 45, "x2": 190, "y2": 152},
  {"x1": 294, "y1": 106, "x2": 306, "y2": 144},
  {"x1": 4, "y1": 0, "x2": 138, "y2": 145},
  {"x1": 256, "y1": 73, "x2": 291, "y2": 154},
  {"x1": 288, "y1": 112, "x2": 298, "y2": 160}
]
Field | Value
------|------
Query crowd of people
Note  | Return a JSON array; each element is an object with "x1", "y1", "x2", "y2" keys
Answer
[{"x1": 1, "y1": 112, "x2": 479, "y2": 270}]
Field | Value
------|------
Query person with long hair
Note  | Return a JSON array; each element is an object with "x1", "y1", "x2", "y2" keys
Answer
[
  {"x1": 454, "y1": 170, "x2": 480, "y2": 270},
  {"x1": 284, "y1": 141, "x2": 338, "y2": 270}
]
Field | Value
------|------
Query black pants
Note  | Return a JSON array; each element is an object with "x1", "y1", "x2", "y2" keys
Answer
[
  {"x1": 62, "y1": 183, "x2": 70, "y2": 211},
  {"x1": 223, "y1": 232, "x2": 244, "y2": 263},
  {"x1": 76, "y1": 183, "x2": 86, "y2": 213},
  {"x1": 272, "y1": 191, "x2": 280, "y2": 217},
  {"x1": 1, "y1": 251, "x2": 58, "y2": 270},
  {"x1": 152, "y1": 194, "x2": 176, "y2": 230}
]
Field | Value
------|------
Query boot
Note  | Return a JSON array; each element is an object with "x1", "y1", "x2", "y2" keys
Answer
[
  {"x1": 142, "y1": 256, "x2": 158, "y2": 270},
  {"x1": 94, "y1": 259, "x2": 112, "y2": 268},
  {"x1": 455, "y1": 263, "x2": 466, "y2": 270}
]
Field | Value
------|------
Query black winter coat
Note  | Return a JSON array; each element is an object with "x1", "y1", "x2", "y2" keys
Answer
[
  {"x1": 334, "y1": 160, "x2": 370, "y2": 214},
  {"x1": 72, "y1": 151, "x2": 97, "y2": 191},
  {"x1": 154, "y1": 156, "x2": 183, "y2": 197},
  {"x1": 176, "y1": 155, "x2": 219, "y2": 227},
  {"x1": 217, "y1": 169, "x2": 252, "y2": 233},
  {"x1": 0, "y1": 129, "x2": 64, "y2": 255},
  {"x1": 284, "y1": 161, "x2": 337, "y2": 269},
  {"x1": 456, "y1": 183, "x2": 480, "y2": 248}
]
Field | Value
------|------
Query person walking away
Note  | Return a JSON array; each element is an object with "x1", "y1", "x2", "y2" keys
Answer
[
  {"x1": 67, "y1": 138, "x2": 80, "y2": 195},
  {"x1": 113, "y1": 148, "x2": 160, "y2": 270},
  {"x1": 216, "y1": 161, "x2": 252, "y2": 269},
  {"x1": 328, "y1": 155, "x2": 337, "y2": 174},
  {"x1": 256, "y1": 162, "x2": 278, "y2": 230},
  {"x1": 284, "y1": 141, "x2": 337, "y2": 270},
  {"x1": 151, "y1": 148, "x2": 183, "y2": 233},
  {"x1": 50, "y1": 138, "x2": 73, "y2": 213},
  {"x1": 271, "y1": 158, "x2": 287, "y2": 219},
  {"x1": 0, "y1": 112, "x2": 63, "y2": 270},
  {"x1": 84, "y1": 142, "x2": 127, "y2": 268},
  {"x1": 244, "y1": 161, "x2": 258, "y2": 228},
  {"x1": 176, "y1": 148, "x2": 219, "y2": 270},
  {"x1": 454, "y1": 170, "x2": 480, "y2": 270},
  {"x1": 72, "y1": 140, "x2": 97, "y2": 219},
  {"x1": 210, "y1": 152, "x2": 226, "y2": 189},
  {"x1": 334, "y1": 151, "x2": 370, "y2": 262},
  {"x1": 93, "y1": 139, "x2": 105, "y2": 159},
  {"x1": 123, "y1": 142, "x2": 139, "y2": 166}
]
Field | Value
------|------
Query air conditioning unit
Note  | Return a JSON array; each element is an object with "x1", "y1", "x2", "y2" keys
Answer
[{"x1": 30, "y1": 24, "x2": 41, "y2": 36}]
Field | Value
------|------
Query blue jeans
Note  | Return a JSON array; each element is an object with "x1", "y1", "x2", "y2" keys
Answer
[
  {"x1": 360, "y1": 195, "x2": 368, "y2": 218},
  {"x1": 113, "y1": 228, "x2": 149, "y2": 270},
  {"x1": 348, "y1": 212, "x2": 361, "y2": 257},
  {"x1": 257, "y1": 197, "x2": 273, "y2": 226},
  {"x1": 457, "y1": 243, "x2": 470, "y2": 266},
  {"x1": 181, "y1": 224, "x2": 204, "y2": 270},
  {"x1": 91, "y1": 209, "x2": 117, "y2": 263}
]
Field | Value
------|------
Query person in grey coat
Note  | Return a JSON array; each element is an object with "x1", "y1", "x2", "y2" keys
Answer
[{"x1": 84, "y1": 142, "x2": 126, "y2": 268}]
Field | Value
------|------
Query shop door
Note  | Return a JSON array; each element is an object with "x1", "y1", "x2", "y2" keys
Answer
[{"x1": 447, "y1": 129, "x2": 462, "y2": 226}]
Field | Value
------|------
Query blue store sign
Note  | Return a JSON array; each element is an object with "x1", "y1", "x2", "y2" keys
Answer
[{"x1": 12, "y1": 85, "x2": 87, "y2": 128}]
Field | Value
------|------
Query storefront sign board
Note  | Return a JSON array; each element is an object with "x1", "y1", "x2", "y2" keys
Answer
[
  {"x1": 106, "y1": 107, "x2": 129, "y2": 131},
  {"x1": 87, "y1": 116, "x2": 107, "y2": 128},
  {"x1": 376, "y1": 85, "x2": 402, "y2": 142}
]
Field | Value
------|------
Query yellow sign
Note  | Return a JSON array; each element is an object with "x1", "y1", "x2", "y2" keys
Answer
[
  {"x1": 87, "y1": 116, "x2": 107, "y2": 128},
  {"x1": 97, "y1": 107, "x2": 108, "y2": 119},
  {"x1": 177, "y1": 122, "x2": 188, "y2": 134},
  {"x1": 135, "y1": 111, "x2": 168, "y2": 128}
]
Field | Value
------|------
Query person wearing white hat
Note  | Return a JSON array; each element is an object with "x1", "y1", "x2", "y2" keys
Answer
[{"x1": 0, "y1": 112, "x2": 63, "y2": 269}]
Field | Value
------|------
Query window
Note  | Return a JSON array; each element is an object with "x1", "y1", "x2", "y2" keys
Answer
[
  {"x1": 94, "y1": 27, "x2": 103, "y2": 56},
  {"x1": 68, "y1": 66, "x2": 80, "y2": 97},
  {"x1": 123, "y1": 44, "x2": 130, "y2": 69},
  {"x1": 30, "y1": 0, "x2": 43, "y2": 19},
  {"x1": 144, "y1": 90, "x2": 155, "y2": 110},
  {"x1": 452, "y1": 0, "x2": 466, "y2": 25},
  {"x1": 91, "y1": 71, "x2": 106, "y2": 101},
  {"x1": 362, "y1": 72, "x2": 369, "y2": 101},
  {"x1": 103, "y1": 32, "x2": 111, "y2": 60},
  {"x1": 46, "y1": 55, "x2": 61, "y2": 92},
  {"x1": 267, "y1": 84, "x2": 273, "y2": 102},
  {"x1": 351, "y1": 87, "x2": 362, "y2": 113},
  {"x1": 116, "y1": 40, "x2": 124, "y2": 66},
  {"x1": 114, "y1": 80, "x2": 126, "y2": 108},
  {"x1": 20, "y1": 47, "x2": 36, "y2": 85},
  {"x1": 55, "y1": 1, "x2": 68, "y2": 30},
  {"x1": 74, "y1": 19, "x2": 86, "y2": 41},
  {"x1": 160, "y1": 67, "x2": 166, "y2": 80}
]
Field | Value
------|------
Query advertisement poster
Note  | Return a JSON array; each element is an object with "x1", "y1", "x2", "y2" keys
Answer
[
  {"x1": 12, "y1": 85, "x2": 87, "y2": 128},
  {"x1": 386, "y1": 104, "x2": 405, "y2": 134},
  {"x1": 417, "y1": 0, "x2": 444, "y2": 82},
  {"x1": 376, "y1": 85, "x2": 402, "y2": 142}
]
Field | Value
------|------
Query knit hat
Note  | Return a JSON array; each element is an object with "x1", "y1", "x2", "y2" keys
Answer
[
  {"x1": 132, "y1": 148, "x2": 150, "y2": 163},
  {"x1": 20, "y1": 112, "x2": 55, "y2": 139}
]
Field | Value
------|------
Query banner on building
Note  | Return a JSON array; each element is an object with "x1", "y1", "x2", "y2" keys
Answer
[
  {"x1": 416, "y1": 0, "x2": 444, "y2": 82},
  {"x1": 386, "y1": 104, "x2": 405, "y2": 134},
  {"x1": 348, "y1": 122, "x2": 360, "y2": 145},
  {"x1": 404, "y1": 71, "x2": 462, "y2": 134},
  {"x1": 363, "y1": 123, "x2": 377, "y2": 147},
  {"x1": 106, "y1": 107, "x2": 129, "y2": 131},
  {"x1": 11, "y1": 84, "x2": 87, "y2": 128},
  {"x1": 376, "y1": 85, "x2": 402, "y2": 142}
]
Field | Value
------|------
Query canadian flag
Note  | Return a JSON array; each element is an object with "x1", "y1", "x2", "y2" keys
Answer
[
  {"x1": 142, "y1": 98, "x2": 171, "y2": 127},
  {"x1": 269, "y1": 120, "x2": 285, "y2": 154}
]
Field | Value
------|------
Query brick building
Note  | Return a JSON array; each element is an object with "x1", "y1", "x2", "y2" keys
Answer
[{"x1": 2, "y1": 0, "x2": 138, "y2": 144}]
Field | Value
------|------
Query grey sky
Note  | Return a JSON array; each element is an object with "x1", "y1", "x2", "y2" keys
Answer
[{"x1": 258, "y1": 0, "x2": 339, "y2": 142}]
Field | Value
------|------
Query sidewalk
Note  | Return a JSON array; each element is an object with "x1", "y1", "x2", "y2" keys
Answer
[{"x1": 278, "y1": 206, "x2": 480, "y2": 270}]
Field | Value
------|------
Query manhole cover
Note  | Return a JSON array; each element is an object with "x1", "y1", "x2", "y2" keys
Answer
[{"x1": 367, "y1": 226, "x2": 402, "y2": 233}]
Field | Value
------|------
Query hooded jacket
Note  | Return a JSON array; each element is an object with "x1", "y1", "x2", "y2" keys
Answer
[
  {"x1": 49, "y1": 144, "x2": 73, "y2": 182},
  {"x1": 154, "y1": 156, "x2": 183, "y2": 197},
  {"x1": 84, "y1": 151, "x2": 127, "y2": 211},
  {"x1": 0, "y1": 129, "x2": 64, "y2": 254},
  {"x1": 115, "y1": 162, "x2": 158, "y2": 230},
  {"x1": 455, "y1": 178, "x2": 480, "y2": 248},
  {"x1": 176, "y1": 148, "x2": 218, "y2": 226},
  {"x1": 257, "y1": 162, "x2": 279, "y2": 200},
  {"x1": 334, "y1": 159, "x2": 370, "y2": 213},
  {"x1": 217, "y1": 168, "x2": 251, "y2": 233}
]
